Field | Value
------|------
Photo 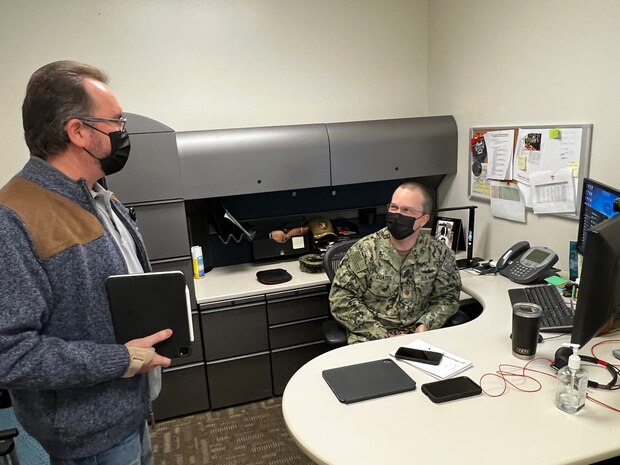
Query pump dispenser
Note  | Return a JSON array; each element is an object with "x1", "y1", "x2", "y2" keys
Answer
[{"x1": 555, "y1": 343, "x2": 588, "y2": 413}]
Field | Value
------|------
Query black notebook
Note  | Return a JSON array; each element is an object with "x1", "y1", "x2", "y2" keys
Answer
[
  {"x1": 105, "y1": 271, "x2": 194, "y2": 359},
  {"x1": 322, "y1": 359, "x2": 416, "y2": 404}
]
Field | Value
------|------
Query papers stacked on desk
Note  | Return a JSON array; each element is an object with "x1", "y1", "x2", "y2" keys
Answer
[{"x1": 390, "y1": 339, "x2": 472, "y2": 380}]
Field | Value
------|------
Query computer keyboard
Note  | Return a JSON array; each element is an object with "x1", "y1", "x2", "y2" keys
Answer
[{"x1": 508, "y1": 284, "x2": 574, "y2": 332}]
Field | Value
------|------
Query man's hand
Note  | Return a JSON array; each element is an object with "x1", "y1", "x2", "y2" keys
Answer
[
  {"x1": 269, "y1": 230, "x2": 288, "y2": 243},
  {"x1": 414, "y1": 324, "x2": 428, "y2": 333},
  {"x1": 124, "y1": 329, "x2": 173, "y2": 376}
]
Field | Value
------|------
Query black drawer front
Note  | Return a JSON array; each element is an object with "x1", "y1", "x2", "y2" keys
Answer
[
  {"x1": 267, "y1": 293, "x2": 329, "y2": 325},
  {"x1": 269, "y1": 318, "x2": 328, "y2": 349},
  {"x1": 169, "y1": 313, "x2": 203, "y2": 367},
  {"x1": 201, "y1": 303, "x2": 268, "y2": 361},
  {"x1": 207, "y1": 353, "x2": 272, "y2": 409},
  {"x1": 152, "y1": 364, "x2": 209, "y2": 420},
  {"x1": 271, "y1": 343, "x2": 328, "y2": 396}
]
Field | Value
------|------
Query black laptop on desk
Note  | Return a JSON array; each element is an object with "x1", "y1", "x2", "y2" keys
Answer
[
  {"x1": 508, "y1": 284, "x2": 574, "y2": 332},
  {"x1": 322, "y1": 358, "x2": 416, "y2": 404}
]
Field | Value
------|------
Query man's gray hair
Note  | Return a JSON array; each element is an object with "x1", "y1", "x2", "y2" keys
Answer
[{"x1": 22, "y1": 60, "x2": 109, "y2": 159}]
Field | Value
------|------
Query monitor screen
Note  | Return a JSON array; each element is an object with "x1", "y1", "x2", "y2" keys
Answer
[
  {"x1": 576, "y1": 178, "x2": 620, "y2": 255},
  {"x1": 570, "y1": 213, "x2": 620, "y2": 347}
]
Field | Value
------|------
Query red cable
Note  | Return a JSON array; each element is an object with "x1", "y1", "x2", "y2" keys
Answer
[
  {"x1": 590, "y1": 339, "x2": 620, "y2": 368},
  {"x1": 479, "y1": 358, "x2": 553, "y2": 397},
  {"x1": 479, "y1": 357, "x2": 620, "y2": 413}
]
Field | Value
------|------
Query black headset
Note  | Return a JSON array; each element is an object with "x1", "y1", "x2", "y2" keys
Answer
[{"x1": 551, "y1": 346, "x2": 620, "y2": 390}]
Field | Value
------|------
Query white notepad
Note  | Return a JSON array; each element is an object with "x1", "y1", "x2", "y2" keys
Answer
[{"x1": 389, "y1": 339, "x2": 472, "y2": 380}]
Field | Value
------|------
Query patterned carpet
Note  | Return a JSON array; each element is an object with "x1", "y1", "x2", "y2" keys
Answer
[{"x1": 150, "y1": 397, "x2": 315, "y2": 465}]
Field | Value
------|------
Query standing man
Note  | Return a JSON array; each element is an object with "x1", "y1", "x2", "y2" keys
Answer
[
  {"x1": 0, "y1": 61, "x2": 171, "y2": 464},
  {"x1": 329, "y1": 181, "x2": 461, "y2": 344}
]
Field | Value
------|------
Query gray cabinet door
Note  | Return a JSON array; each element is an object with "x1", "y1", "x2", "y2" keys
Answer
[
  {"x1": 105, "y1": 113, "x2": 183, "y2": 203},
  {"x1": 177, "y1": 124, "x2": 331, "y2": 199},
  {"x1": 201, "y1": 301, "x2": 268, "y2": 361},
  {"x1": 328, "y1": 116, "x2": 458, "y2": 186},
  {"x1": 271, "y1": 343, "x2": 328, "y2": 396},
  {"x1": 153, "y1": 363, "x2": 209, "y2": 420},
  {"x1": 206, "y1": 353, "x2": 272, "y2": 409},
  {"x1": 131, "y1": 201, "x2": 190, "y2": 261}
]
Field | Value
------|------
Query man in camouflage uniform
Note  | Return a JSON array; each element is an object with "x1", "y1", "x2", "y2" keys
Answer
[{"x1": 329, "y1": 182, "x2": 461, "y2": 344}]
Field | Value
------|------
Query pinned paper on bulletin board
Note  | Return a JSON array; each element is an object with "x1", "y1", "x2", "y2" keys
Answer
[{"x1": 468, "y1": 124, "x2": 593, "y2": 220}]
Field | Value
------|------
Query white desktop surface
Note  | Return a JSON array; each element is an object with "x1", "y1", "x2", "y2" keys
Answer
[
  {"x1": 193, "y1": 259, "x2": 329, "y2": 304},
  {"x1": 282, "y1": 273, "x2": 620, "y2": 465},
  {"x1": 193, "y1": 259, "x2": 473, "y2": 305}
]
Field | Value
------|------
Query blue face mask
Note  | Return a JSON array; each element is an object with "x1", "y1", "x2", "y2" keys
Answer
[
  {"x1": 83, "y1": 126, "x2": 131, "y2": 176},
  {"x1": 386, "y1": 212, "x2": 421, "y2": 240}
]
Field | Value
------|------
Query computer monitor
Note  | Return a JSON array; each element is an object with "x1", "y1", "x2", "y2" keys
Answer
[
  {"x1": 576, "y1": 178, "x2": 620, "y2": 255},
  {"x1": 570, "y1": 213, "x2": 620, "y2": 347}
]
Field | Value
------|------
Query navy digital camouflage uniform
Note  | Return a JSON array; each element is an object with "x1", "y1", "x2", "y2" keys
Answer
[{"x1": 329, "y1": 228, "x2": 461, "y2": 344}]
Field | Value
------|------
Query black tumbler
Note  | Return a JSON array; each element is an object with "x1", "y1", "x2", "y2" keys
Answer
[{"x1": 512, "y1": 302, "x2": 542, "y2": 360}]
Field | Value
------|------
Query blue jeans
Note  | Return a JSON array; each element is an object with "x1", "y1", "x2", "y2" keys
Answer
[{"x1": 50, "y1": 421, "x2": 152, "y2": 465}]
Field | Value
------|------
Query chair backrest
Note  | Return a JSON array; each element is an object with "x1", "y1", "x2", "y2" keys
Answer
[{"x1": 323, "y1": 239, "x2": 359, "y2": 282}]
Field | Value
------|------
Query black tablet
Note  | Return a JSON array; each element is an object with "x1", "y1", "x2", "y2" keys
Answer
[
  {"x1": 322, "y1": 359, "x2": 416, "y2": 404},
  {"x1": 105, "y1": 271, "x2": 194, "y2": 359}
]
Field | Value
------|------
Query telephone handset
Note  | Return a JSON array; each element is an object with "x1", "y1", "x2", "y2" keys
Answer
[
  {"x1": 496, "y1": 241, "x2": 530, "y2": 271},
  {"x1": 496, "y1": 241, "x2": 558, "y2": 284}
]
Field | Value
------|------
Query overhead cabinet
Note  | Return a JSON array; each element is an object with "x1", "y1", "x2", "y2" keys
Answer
[
  {"x1": 176, "y1": 116, "x2": 457, "y2": 198},
  {"x1": 327, "y1": 116, "x2": 458, "y2": 186},
  {"x1": 106, "y1": 113, "x2": 184, "y2": 203},
  {"x1": 177, "y1": 124, "x2": 331, "y2": 199}
]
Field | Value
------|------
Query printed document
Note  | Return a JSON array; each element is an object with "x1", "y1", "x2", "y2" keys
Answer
[{"x1": 390, "y1": 339, "x2": 472, "y2": 380}]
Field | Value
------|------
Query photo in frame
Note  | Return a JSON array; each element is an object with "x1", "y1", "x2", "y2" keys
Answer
[{"x1": 431, "y1": 217, "x2": 464, "y2": 253}]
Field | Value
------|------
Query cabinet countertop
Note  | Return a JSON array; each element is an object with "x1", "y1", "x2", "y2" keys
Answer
[
  {"x1": 193, "y1": 258, "x2": 474, "y2": 306},
  {"x1": 193, "y1": 259, "x2": 330, "y2": 305}
]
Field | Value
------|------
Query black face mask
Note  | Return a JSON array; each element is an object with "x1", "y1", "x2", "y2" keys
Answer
[
  {"x1": 84, "y1": 128, "x2": 131, "y2": 176},
  {"x1": 386, "y1": 212, "x2": 421, "y2": 240}
]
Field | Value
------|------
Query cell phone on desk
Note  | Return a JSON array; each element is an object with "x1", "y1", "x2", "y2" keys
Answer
[
  {"x1": 394, "y1": 347, "x2": 443, "y2": 365},
  {"x1": 421, "y1": 376, "x2": 482, "y2": 404}
]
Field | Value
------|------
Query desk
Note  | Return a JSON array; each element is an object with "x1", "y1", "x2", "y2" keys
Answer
[
  {"x1": 193, "y1": 258, "x2": 329, "y2": 304},
  {"x1": 282, "y1": 273, "x2": 620, "y2": 465}
]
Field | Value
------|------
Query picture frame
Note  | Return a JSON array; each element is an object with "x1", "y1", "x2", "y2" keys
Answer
[{"x1": 431, "y1": 216, "x2": 463, "y2": 253}]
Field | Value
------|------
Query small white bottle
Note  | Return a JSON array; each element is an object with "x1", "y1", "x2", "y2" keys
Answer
[
  {"x1": 191, "y1": 246, "x2": 205, "y2": 279},
  {"x1": 555, "y1": 343, "x2": 588, "y2": 414}
]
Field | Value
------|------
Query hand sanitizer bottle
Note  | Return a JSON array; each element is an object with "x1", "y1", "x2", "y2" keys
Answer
[{"x1": 555, "y1": 343, "x2": 588, "y2": 414}]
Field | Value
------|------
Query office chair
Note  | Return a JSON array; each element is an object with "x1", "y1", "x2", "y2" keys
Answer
[
  {"x1": 0, "y1": 390, "x2": 20, "y2": 465},
  {"x1": 322, "y1": 240, "x2": 359, "y2": 348},
  {"x1": 321, "y1": 239, "x2": 471, "y2": 348},
  {"x1": 0, "y1": 390, "x2": 49, "y2": 465}
]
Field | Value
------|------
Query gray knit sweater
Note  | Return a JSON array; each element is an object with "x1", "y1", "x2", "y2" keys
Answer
[{"x1": 0, "y1": 157, "x2": 151, "y2": 459}]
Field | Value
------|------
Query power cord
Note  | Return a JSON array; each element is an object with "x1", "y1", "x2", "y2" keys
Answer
[{"x1": 478, "y1": 357, "x2": 620, "y2": 413}]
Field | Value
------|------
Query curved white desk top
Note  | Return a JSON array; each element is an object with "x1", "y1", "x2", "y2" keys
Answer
[{"x1": 282, "y1": 273, "x2": 620, "y2": 465}]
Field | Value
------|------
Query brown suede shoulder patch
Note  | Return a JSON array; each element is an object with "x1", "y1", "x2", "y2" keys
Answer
[{"x1": 0, "y1": 177, "x2": 104, "y2": 260}]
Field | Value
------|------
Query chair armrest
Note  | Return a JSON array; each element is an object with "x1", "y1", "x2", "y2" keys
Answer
[
  {"x1": 444, "y1": 309, "x2": 470, "y2": 327},
  {"x1": 322, "y1": 320, "x2": 348, "y2": 348}
]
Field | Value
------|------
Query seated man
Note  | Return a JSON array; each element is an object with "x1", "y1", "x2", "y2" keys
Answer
[{"x1": 329, "y1": 181, "x2": 461, "y2": 344}]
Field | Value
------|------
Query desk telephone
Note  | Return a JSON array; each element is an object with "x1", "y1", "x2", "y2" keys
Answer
[{"x1": 496, "y1": 241, "x2": 558, "y2": 284}]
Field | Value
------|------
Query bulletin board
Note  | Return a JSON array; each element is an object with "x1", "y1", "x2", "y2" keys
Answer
[{"x1": 468, "y1": 124, "x2": 593, "y2": 219}]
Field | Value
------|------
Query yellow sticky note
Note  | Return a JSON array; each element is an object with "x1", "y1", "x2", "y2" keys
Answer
[
  {"x1": 549, "y1": 128, "x2": 561, "y2": 139},
  {"x1": 517, "y1": 155, "x2": 527, "y2": 171},
  {"x1": 566, "y1": 160, "x2": 579, "y2": 177}
]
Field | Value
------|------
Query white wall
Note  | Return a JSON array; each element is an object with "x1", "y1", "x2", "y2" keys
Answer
[
  {"x1": 0, "y1": 0, "x2": 427, "y2": 186},
  {"x1": 3, "y1": 0, "x2": 616, "y2": 274},
  {"x1": 428, "y1": 0, "x2": 620, "y2": 272}
]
